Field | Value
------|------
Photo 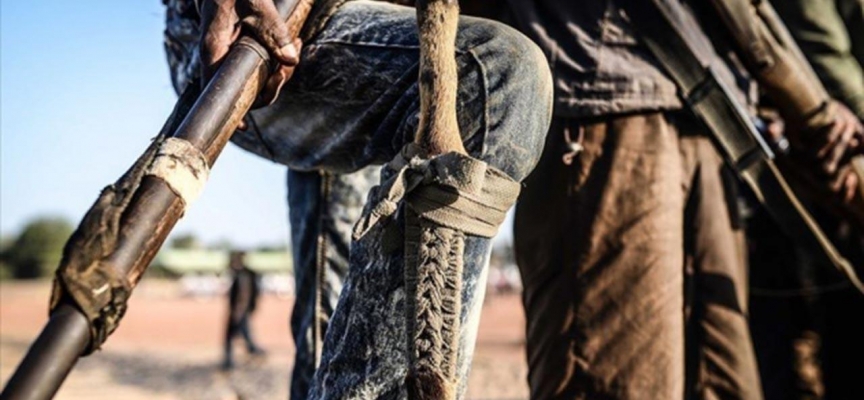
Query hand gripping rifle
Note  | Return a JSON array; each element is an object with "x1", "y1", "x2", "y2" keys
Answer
[
  {"x1": 0, "y1": 1, "x2": 313, "y2": 398},
  {"x1": 621, "y1": 0, "x2": 864, "y2": 293}
]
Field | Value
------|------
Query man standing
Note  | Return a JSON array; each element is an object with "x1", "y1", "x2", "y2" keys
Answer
[
  {"x1": 164, "y1": 0, "x2": 555, "y2": 397},
  {"x1": 500, "y1": 2, "x2": 760, "y2": 398},
  {"x1": 748, "y1": 1, "x2": 864, "y2": 398},
  {"x1": 505, "y1": 0, "x2": 862, "y2": 399},
  {"x1": 223, "y1": 250, "x2": 265, "y2": 370}
]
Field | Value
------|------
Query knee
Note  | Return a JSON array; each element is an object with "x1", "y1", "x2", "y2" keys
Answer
[{"x1": 459, "y1": 19, "x2": 554, "y2": 181}]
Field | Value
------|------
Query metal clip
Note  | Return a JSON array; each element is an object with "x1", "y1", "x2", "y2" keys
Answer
[{"x1": 562, "y1": 123, "x2": 585, "y2": 166}]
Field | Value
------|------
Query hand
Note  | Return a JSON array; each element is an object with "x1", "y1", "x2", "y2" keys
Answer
[
  {"x1": 785, "y1": 101, "x2": 864, "y2": 202},
  {"x1": 830, "y1": 162, "x2": 861, "y2": 204},
  {"x1": 807, "y1": 101, "x2": 863, "y2": 175},
  {"x1": 199, "y1": 0, "x2": 302, "y2": 107}
]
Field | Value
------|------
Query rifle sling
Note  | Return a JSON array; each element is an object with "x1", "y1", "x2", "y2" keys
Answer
[{"x1": 622, "y1": 0, "x2": 864, "y2": 293}]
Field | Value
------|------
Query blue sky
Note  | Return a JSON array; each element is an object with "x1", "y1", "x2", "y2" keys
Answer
[
  {"x1": 0, "y1": 1, "x2": 514, "y2": 250},
  {"x1": 1, "y1": 1, "x2": 289, "y2": 248}
]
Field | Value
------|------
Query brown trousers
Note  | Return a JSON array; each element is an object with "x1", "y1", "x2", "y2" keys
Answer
[{"x1": 514, "y1": 113, "x2": 762, "y2": 400}]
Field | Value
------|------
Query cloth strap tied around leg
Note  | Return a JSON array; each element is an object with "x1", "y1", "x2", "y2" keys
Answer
[
  {"x1": 352, "y1": 144, "x2": 520, "y2": 400},
  {"x1": 145, "y1": 137, "x2": 210, "y2": 207},
  {"x1": 352, "y1": 144, "x2": 521, "y2": 241}
]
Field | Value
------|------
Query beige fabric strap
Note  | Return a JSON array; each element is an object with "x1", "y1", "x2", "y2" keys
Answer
[
  {"x1": 146, "y1": 138, "x2": 210, "y2": 206},
  {"x1": 352, "y1": 144, "x2": 521, "y2": 240}
]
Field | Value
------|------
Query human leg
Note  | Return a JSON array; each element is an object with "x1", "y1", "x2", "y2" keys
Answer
[
  {"x1": 224, "y1": 321, "x2": 239, "y2": 369},
  {"x1": 747, "y1": 214, "x2": 826, "y2": 400},
  {"x1": 234, "y1": 1, "x2": 551, "y2": 179},
  {"x1": 514, "y1": 113, "x2": 686, "y2": 400},
  {"x1": 288, "y1": 167, "x2": 380, "y2": 400},
  {"x1": 679, "y1": 133, "x2": 763, "y2": 400},
  {"x1": 237, "y1": 314, "x2": 263, "y2": 354},
  {"x1": 168, "y1": 1, "x2": 552, "y2": 396}
]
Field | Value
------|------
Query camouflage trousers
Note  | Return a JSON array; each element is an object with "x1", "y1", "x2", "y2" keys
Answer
[{"x1": 165, "y1": 1, "x2": 553, "y2": 398}]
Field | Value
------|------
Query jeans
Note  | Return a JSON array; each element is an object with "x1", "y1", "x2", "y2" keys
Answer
[
  {"x1": 165, "y1": 1, "x2": 552, "y2": 399},
  {"x1": 287, "y1": 167, "x2": 380, "y2": 400},
  {"x1": 167, "y1": 1, "x2": 553, "y2": 398}
]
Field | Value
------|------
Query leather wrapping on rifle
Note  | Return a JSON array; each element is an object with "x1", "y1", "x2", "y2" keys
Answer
[
  {"x1": 621, "y1": 0, "x2": 864, "y2": 293},
  {"x1": 710, "y1": 0, "x2": 864, "y2": 229},
  {"x1": 44, "y1": 0, "x2": 313, "y2": 356},
  {"x1": 47, "y1": 83, "x2": 203, "y2": 355},
  {"x1": 706, "y1": 0, "x2": 830, "y2": 127},
  {"x1": 48, "y1": 172, "x2": 140, "y2": 356}
]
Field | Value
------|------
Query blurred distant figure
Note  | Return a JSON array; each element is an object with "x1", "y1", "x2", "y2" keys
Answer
[{"x1": 222, "y1": 250, "x2": 265, "y2": 370}]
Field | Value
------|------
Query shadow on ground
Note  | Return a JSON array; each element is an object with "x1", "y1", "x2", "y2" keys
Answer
[{"x1": 3, "y1": 339, "x2": 288, "y2": 400}]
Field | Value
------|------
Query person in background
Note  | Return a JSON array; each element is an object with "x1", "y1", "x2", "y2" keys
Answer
[
  {"x1": 223, "y1": 250, "x2": 266, "y2": 370},
  {"x1": 775, "y1": 0, "x2": 863, "y2": 120},
  {"x1": 747, "y1": 1, "x2": 864, "y2": 398}
]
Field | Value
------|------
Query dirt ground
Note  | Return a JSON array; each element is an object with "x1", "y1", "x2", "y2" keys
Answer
[{"x1": 0, "y1": 280, "x2": 529, "y2": 400}]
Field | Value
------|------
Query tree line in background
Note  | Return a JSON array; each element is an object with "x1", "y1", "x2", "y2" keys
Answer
[
  {"x1": 0, "y1": 217, "x2": 73, "y2": 280},
  {"x1": 0, "y1": 215, "x2": 512, "y2": 281},
  {"x1": 0, "y1": 216, "x2": 287, "y2": 280}
]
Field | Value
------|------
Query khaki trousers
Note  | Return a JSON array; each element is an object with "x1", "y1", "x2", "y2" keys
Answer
[{"x1": 514, "y1": 113, "x2": 762, "y2": 400}]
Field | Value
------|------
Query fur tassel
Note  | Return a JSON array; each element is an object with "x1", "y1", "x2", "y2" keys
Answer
[{"x1": 406, "y1": 368, "x2": 454, "y2": 400}]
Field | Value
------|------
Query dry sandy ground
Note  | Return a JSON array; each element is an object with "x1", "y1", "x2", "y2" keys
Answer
[{"x1": 0, "y1": 280, "x2": 528, "y2": 399}]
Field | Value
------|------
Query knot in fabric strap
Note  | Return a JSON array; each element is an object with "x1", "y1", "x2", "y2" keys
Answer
[{"x1": 352, "y1": 144, "x2": 521, "y2": 240}]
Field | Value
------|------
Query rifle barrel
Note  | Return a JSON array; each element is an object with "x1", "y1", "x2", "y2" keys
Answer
[
  {"x1": 0, "y1": 1, "x2": 312, "y2": 397},
  {"x1": 0, "y1": 305, "x2": 89, "y2": 400},
  {"x1": 0, "y1": 20, "x2": 282, "y2": 400}
]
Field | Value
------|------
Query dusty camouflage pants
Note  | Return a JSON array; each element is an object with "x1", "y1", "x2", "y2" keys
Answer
[
  {"x1": 514, "y1": 113, "x2": 763, "y2": 400},
  {"x1": 166, "y1": 1, "x2": 553, "y2": 398}
]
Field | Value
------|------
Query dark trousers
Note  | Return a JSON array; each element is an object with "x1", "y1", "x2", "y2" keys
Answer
[
  {"x1": 748, "y1": 211, "x2": 864, "y2": 400},
  {"x1": 224, "y1": 315, "x2": 259, "y2": 364}
]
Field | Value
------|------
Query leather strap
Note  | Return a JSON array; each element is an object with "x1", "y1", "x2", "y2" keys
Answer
[{"x1": 622, "y1": 0, "x2": 864, "y2": 293}]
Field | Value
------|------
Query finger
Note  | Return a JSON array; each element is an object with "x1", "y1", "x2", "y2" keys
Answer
[
  {"x1": 830, "y1": 165, "x2": 848, "y2": 193},
  {"x1": 200, "y1": 0, "x2": 240, "y2": 82},
  {"x1": 242, "y1": 0, "x2": 298, "y2": 66},
  {"x1": 852, "y1": 121, "x2": 864, "y2": 153},
  {"x1": 823, "y1": 125, "x2": 855, "y2": 174},
  {"x1": 843, "y1": 172, "x2": 858, "y2": 203},
  {"x1": 816, "y1": 121, "x2": 845, "y2": 160},
  {"x1": 254, "y1": 65, "x2": 295, "y2": 107},
  {"x1": 833, "y1": 168, "x2": 859, "y2": 203},
  {"x1": 254, "y1": 38, "x2": 302, "y2": 107}
]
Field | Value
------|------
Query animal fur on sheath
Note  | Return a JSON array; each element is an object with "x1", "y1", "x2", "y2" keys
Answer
[
  {"x1": 407, "y1": 1, "x2": 465, "y2": 399},
  {"x1": 414, "y1": 0, "x2": 465, "y2": 157}
]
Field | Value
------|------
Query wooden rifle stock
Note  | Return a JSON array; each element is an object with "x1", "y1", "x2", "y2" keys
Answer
[{"x1": 0, "y1": 1, "x2": 313, "y2": 399}]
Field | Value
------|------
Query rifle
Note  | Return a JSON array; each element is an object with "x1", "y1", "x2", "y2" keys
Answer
[
  {"x1": 0, "y1": 1, "x2": 313, "y2": 399},
  {"x1": 620, "y1": 0, "x2": 864, "y2": 293}
]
